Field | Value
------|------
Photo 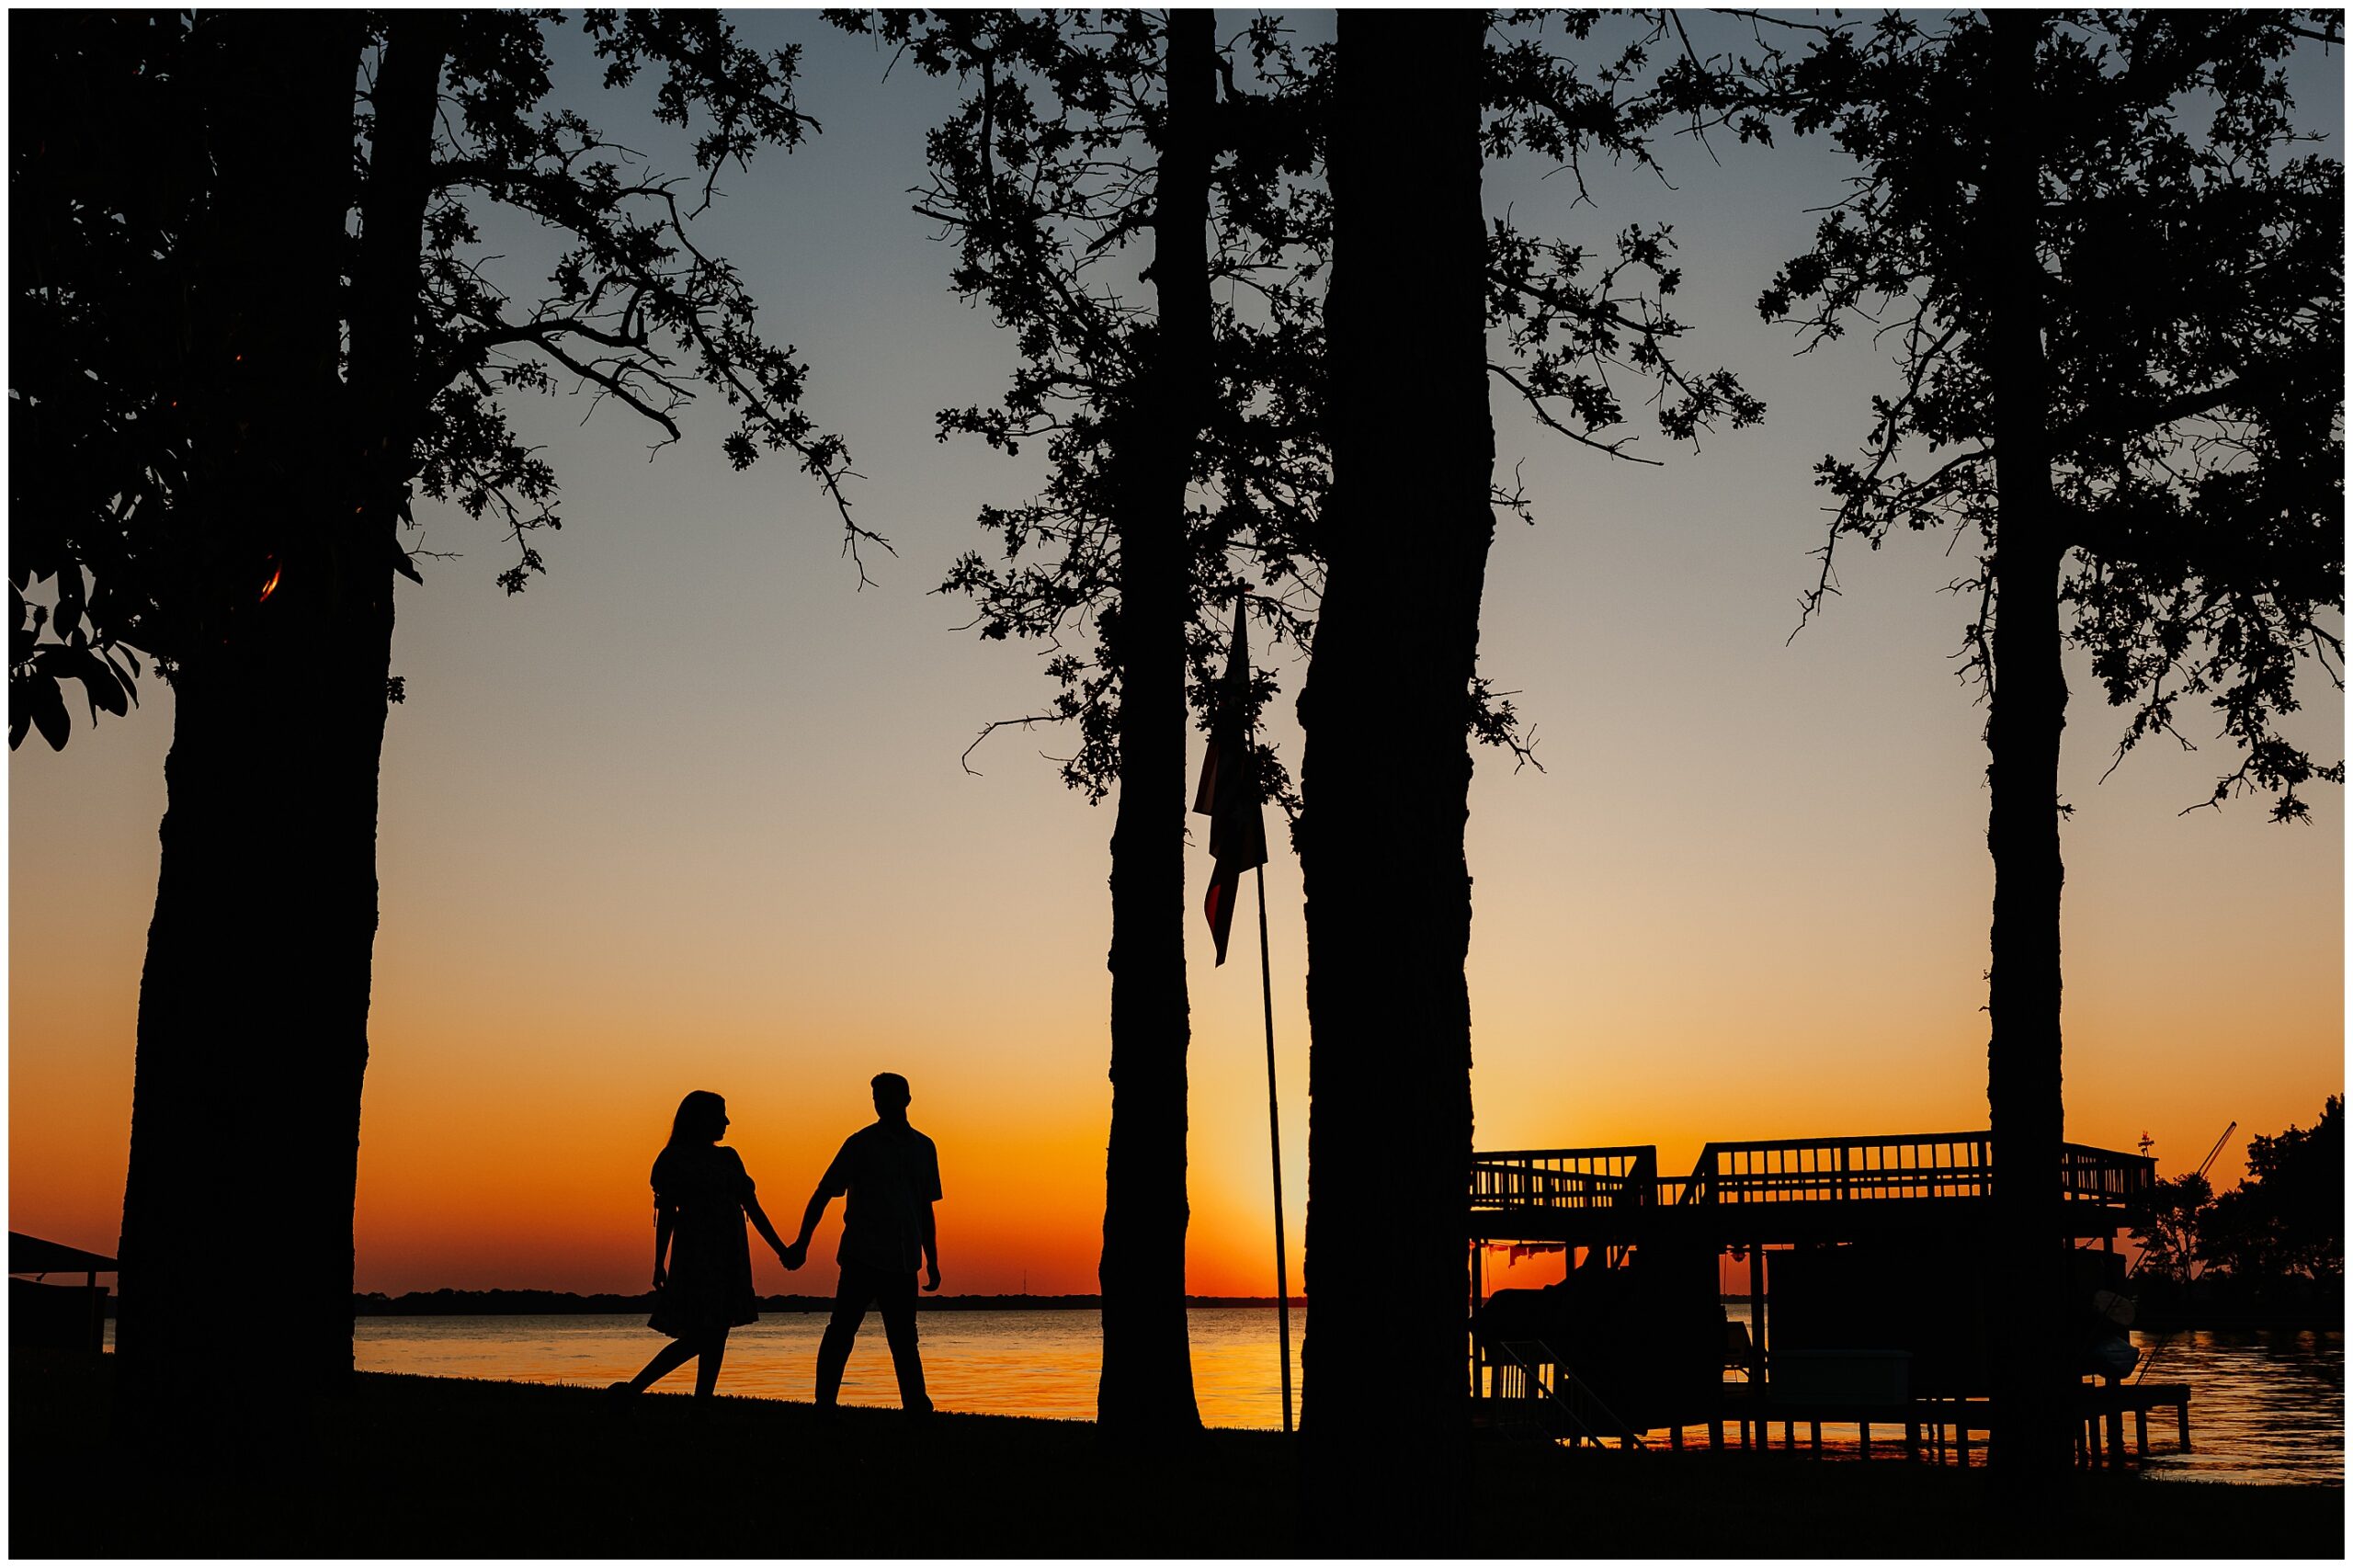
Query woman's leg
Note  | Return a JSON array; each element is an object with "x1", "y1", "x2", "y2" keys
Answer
[
  {"x1": 622, "y1": 1337, "x2": 698, "y2": 1392},
  {"x1": 693, "y1": 1327, "x2": 730, "y2": 1399}
]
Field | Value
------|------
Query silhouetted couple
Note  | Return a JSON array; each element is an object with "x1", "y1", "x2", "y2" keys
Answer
[{"x1": 610, "y1": 1074, "x2": 942, "y2": 1416}]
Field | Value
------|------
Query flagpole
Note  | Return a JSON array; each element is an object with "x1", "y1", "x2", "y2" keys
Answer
[{"x1": 1255, "y1": 859, "x2": 1294, "y2": 1434}]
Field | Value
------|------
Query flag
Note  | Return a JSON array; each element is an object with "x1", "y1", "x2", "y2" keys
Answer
[{"x1": 1194, "y1": 601, "x2": 1267, "y2": 965}]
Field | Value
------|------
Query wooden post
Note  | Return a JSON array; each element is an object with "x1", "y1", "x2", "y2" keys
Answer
[
  {"x1": 2177, "y1": 1397, "x2": 2190, "y2": 1450},
  {"x1": 1750, "y1": 1244, "x2": 1768, "y2": 1384},
  {"x1": 1747, "y1": 1242, "x2": 1767, "y2": 1459},
  {"x1": 1253, "y1": 867, "x2": 1294, "y2": 1434},
  {"x1": 2134, "y1": 1405, "x2": 2148, "y2": 1457},
  {"x1": 1469, "y1": 1242, "x2": 1483, "y2": 1401},
  {"x1": 1860, "y1": 1421, "x2": 1871, "y2": 1460}
]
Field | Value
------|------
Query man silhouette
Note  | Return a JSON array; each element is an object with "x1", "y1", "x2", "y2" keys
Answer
[{"x1": 785, "y1": 1072, "x2": 941, "y2": 1416}]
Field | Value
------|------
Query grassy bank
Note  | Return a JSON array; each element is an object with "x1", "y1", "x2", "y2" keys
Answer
[{"x1": 11, "y1": 1352, "x2": 2340, "y2": 1558}]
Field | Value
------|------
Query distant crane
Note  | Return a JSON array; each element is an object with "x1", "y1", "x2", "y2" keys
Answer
[
  {"x1": 2194, "y1": 1121, "x2": 2236, "y2": 1182},
  {"x1": 2128, "y1": 1120, "x2": 2235, "y2": 1279}
]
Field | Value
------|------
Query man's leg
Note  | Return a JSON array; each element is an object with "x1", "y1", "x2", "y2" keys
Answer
[
  {"x1": 876, "y1": 1269, "x2": 932, "y2": 1414},
  {"x1": 814, "y1": 1266, "x2": 873, "y2": 1409}
]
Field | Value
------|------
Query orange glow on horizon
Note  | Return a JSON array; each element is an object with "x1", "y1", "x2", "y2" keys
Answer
[{"x1": 14, "y1": 978, "x2": 2334, "y2": 1299}]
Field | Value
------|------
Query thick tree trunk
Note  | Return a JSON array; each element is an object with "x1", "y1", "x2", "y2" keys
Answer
[
  {"x1": 114, "y1": 11, "x2": 419, "y2": 1429},
  {"x1": 1297, "y1": 10, "x2": 1491, "y2": 1548},
  {"x1": 1096, "y1": 7, "x2": 1214, "y2": 1440},
  {"x1": 1981, "y1": 9, "x2": 2074, "y2": 1488}
]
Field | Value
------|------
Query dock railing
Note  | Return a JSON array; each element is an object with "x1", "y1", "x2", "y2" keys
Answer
[
  {"x1": 1470, "y1": 1146, "x2": 1658, "y2": 1212},
  {"x1": 1472, "y1": 1133, "x2": 2153, "y2": 1215},
  {"x1": 1681, "y1": 1132, "x2": 1995, "y2": 1207}
]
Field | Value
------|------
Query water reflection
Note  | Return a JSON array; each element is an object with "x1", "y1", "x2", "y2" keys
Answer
[
  {"x1": 2128, "y1": 1327, "x2": 2343, "y2": 1487},
  {"x1": 347, "y1": 1307, "x2": 1307, "y2": 1430},
  {"x1": 1705, "y1": 1308, "x2": 2340, "y2": 1483}
]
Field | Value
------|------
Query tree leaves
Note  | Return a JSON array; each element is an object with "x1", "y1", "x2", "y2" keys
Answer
[
  {"x1": 9, "y1": 636, "x2": 132, "y2": 751},
  {"x1": 1752, "y1": 11, "x2": 2342, "y2": 820},
  {"x1": 877, "y1": 9, "x2": 1325, "y2": 806},
  {"x1": 908, "y1": 11, "x2": 1765, "y2": 800},
  {"x1": 10, "y1": 10, "x2": 869, "y2": 752}
]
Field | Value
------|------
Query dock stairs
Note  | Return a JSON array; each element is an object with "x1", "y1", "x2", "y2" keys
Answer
[{"x1": 1487, "y1": 1338, "x2": 1649, "y2": 1449}]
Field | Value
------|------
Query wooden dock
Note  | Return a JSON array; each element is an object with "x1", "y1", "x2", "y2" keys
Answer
[{"x1": 1467, "y1": 1131, "x2": 2181, "y2": 1464}]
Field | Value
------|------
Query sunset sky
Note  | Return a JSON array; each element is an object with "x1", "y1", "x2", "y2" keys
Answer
[{"x1": 9, "y1": 13, "x2": 2342, "y2": 1300}]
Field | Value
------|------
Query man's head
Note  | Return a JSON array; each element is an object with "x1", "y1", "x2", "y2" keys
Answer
[{"x1": 871, "y1": 1072, "x2": 912, "y2": 1119}]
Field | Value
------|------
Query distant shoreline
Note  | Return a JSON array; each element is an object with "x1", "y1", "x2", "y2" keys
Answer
[{"x1": 350, "y1": 1290, "x2": 1304, "y2": 1316}]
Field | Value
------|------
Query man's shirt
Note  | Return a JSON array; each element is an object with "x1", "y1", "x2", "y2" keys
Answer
[{"x1": 822, "y1": 1120, "x2": 942, "y2": 1273}]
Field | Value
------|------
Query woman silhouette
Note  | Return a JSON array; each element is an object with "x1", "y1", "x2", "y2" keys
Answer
[{"x1": 610, "y1": 1090, "x2": 791, "y2": 1399}]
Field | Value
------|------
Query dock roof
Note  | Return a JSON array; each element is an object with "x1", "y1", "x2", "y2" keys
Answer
[{"x1": 10, "y1": 1233, "x2": 118, "y2": 1275}]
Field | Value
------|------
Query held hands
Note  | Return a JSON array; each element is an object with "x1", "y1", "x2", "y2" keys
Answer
[{"x1": 779, "y1": 1240, "x2": 808, "y2": 1271}]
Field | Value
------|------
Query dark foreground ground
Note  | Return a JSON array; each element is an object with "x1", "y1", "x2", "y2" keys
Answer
[{"x1": 11, "y1": 1351, "x2": 2342, "y2": 1558}]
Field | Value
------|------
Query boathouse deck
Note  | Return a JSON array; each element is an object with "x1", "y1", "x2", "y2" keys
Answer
[
  {"x1": 1467, "y1": 1131, "x2": 2169, "y2": 1463},
  {"x1": 1470, "y1": 1131, "x2": 2153, "y2": 1250}
]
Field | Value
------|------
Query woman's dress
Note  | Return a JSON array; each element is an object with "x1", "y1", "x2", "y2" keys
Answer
[{"x1": 648, "y1": 1142, "x2": 759, "y2": 1338}]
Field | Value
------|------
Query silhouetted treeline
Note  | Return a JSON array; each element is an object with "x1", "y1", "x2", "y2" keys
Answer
[{"x1": 347, "y1": 1290, "x2": 1307, "y2": 1316}]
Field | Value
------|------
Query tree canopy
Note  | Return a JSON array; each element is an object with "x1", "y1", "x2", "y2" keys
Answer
[
  {"x1": 11, "y1": 9, "x2": 870, "y2": 750},
  {"x1": 2201, "y1": 1096, "x2": 2344, "y2": 1284},
  {"x1": 1748, "y1": 8, "x2": 2343, "y2": 818}
]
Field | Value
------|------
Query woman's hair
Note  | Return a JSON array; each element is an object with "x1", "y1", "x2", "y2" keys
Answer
[{"x1": 667, "y1": 1090, "x2": 727, "y2": 1148}]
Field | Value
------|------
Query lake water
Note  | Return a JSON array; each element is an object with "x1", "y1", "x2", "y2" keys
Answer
[
  {"x1": 310, "y1": 1307, "x2": 2342, "y2": 1483},
  {"x1": 1715, "y1": 1305, "x2": 2340, "y2": 1485},
  {"x1": 347, "y1": 1307, "x2": 1307, "y2": 1429},
  {"x1": 2126, "y1": 1327, "x2": 2344, "y2": 1486}
]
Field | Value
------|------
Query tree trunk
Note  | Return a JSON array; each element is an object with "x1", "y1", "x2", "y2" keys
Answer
[
  {"x1": 114, "y1": 11, "x2": 395, "y2": 1429},
  {"x1": 1096, "y1": 7, "x2": 1214, "y2": 1440},
  {"x1": 1981, "y1": 9, "x2": 2074, "y2": 1488},
  {"x1": 350, "y1": 13, "x2": 456, "y2": 510},
  {"x1": 1297, "y1": 10, "x2": 1491, "y2": 1548}
]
